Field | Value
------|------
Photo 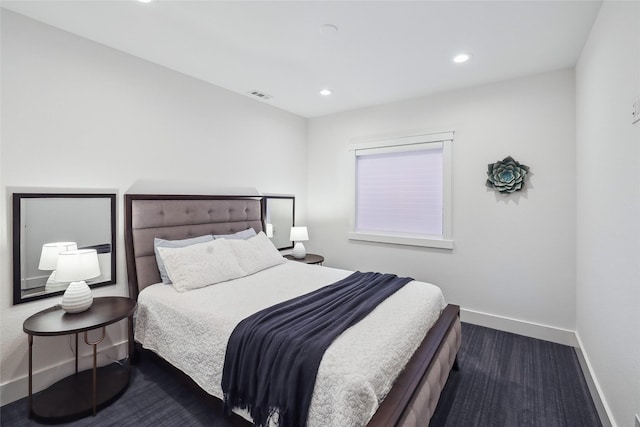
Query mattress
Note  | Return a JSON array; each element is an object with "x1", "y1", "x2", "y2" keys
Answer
[{"x1": 135, "y1": 260, "x2": 446, "y2": 427}]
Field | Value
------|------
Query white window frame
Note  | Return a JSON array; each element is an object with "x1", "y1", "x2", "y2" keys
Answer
[{"x1": 348, "y1": 130, "x2": 454, "y2": 249}]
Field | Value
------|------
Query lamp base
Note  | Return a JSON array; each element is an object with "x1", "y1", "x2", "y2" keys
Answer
[
  {"x1": 61, "y1": 281, "x2": 93, "y2": 313},
  {"x1": 292, "y1": 242, "x2": 306, "y2": 259}
]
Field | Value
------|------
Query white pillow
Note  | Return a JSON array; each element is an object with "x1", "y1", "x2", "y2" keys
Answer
[
  {"x1": 228, "y1": 231, "x2": 286, "y2": 276},
  {"x1": 156, "y1": 239, "x2": 247, "y2": 292},
  {"x1": 154, "y1": 234, "x2": 214, "y2": 284},
  {"x1": 213, "y1": 228, "x2": 257, "y2": 240}
]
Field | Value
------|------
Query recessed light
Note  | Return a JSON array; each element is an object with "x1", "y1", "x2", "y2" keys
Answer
[
  {"x1": 453, "y1": 53, "x2": 472, "y2": 63},
  {"x1": 138, "y1": 0, "x2": 154, "y2": 3},
  {"x1": 320, "y1": 89, "x2": 333, "y2": 96}
]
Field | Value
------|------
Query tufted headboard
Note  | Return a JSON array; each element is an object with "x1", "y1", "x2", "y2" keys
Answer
[{"x1": 124, "y1": 194, "x2": 265, "y2": 300}]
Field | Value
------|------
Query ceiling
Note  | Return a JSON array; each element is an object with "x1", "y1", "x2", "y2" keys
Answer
[{"x1": 2, "y1": 0, "x2": 602, "y2": 118}]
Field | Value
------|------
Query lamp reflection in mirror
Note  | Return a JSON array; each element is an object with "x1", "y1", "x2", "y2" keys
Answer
[
  {"x1": 289, "y1": 226, "x2": 309, "y2": 259},
  {"x1": 56, "y1": 249, "x2": 100, "y2": 313},
  {"x1": 266, "y1": 223, "x2": 274, "y2": 238},
  {"x1": 39, "y1": 242, "x2": 78, "y2": 292}
]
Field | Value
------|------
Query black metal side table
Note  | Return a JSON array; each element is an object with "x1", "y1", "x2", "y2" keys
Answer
[
  {"x1": 23, "y1": 296, "x2": 136, "y2": 423},
  {"x1": 284, "y1": 253, "x2": 324, "y2": 265}
]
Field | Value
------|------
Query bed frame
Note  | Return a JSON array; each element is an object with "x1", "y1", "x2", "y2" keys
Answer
[{"x1": 124, "y1": 194, "x2": 461, "y2": 427}]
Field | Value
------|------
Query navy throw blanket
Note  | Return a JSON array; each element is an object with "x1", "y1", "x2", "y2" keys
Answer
[{"x1": 221, "y1": 271, "x2": 413, "y2": 427}]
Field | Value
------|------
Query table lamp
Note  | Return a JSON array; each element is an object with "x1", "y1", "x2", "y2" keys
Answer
[
  {"x1": 55, "y1": 249, "x2": 100, "y2": 313},
  {"x1": 39, "y1": 242, "x2": 78, "y2": 291},
  {"x1": 289, "y1": 226, "x2": 309, "y2": 259}
]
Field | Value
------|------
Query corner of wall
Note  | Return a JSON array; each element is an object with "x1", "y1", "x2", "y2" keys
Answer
[{"x1": 574, "y1": 332, "x2": 616, "y2": 427}]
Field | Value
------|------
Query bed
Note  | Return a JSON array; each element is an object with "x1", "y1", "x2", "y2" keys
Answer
[{"x1": 124, "y1": 194, "x2": 461, "y2": 427}]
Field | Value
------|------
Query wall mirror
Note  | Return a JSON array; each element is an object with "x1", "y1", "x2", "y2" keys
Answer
[
  {"x1": 13, "y1": 193, "x2": 116, "y2": 304},
  {"x1": 264, "y1": 195, "x2": 295, "y2": 250}
]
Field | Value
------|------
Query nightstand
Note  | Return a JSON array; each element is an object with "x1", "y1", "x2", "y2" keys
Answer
[
  {"x1": 23, "y1": 296, "x2": 136, "y2": 423},
  {"x1": 284, "y1": 253, "x2": 324, "y2": 265}
]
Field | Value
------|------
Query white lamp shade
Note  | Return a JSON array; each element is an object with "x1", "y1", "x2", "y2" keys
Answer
[
  {"x1": 290, "y1": 226, "x2": 309, "y2": 242},
  {"x1": 55, "y1": 249, "x2": 101, "y2": 282},
  {"x1": 38, "y1": 242, "x2": 78, "y2": 270}
]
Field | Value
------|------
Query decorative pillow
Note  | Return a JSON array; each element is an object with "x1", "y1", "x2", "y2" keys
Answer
[
  {"x1": 156, "y1": 239, "x2": 247, "y2": 292},
  {"x1": 228, "y1": 231, "x2": 286, "y2": 276},
  {"x1": 213, "y1": 228, "x2": 257, "y2": 240},
  {"x1": 154, "y1": 234, "x2": 214, "y2": 284}
]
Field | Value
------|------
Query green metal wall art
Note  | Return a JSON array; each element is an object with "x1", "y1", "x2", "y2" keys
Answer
[{"x1": 486, "y1": 156, "x2": 530, "y2": 194}]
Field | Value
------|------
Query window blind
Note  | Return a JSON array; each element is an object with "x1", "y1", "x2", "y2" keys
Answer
[{"x1": 355, "y1": 146, "x2": 444, "y2": 236}]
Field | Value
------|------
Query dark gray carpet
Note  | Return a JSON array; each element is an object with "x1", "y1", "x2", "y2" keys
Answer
[
  {"x1": 1, "y1": 323, "x2": 602, "y2": 427},
  {"x1": 429, "y1": 323, "x2": 601, "y2": 427}
]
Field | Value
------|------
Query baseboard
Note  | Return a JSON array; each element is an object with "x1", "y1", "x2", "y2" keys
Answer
[
  {"x1": 0, "y1": 340, "x2": 129, "y2": 407},
  {"x1": 575, "y1": 332, "x2": 616, "y2": 427},
  {"x1": 460, "y1": 308, "x2": 578, "y2": 347}
]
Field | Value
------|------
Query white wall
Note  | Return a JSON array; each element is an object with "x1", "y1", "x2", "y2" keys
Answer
[
  {"x1": 307, "y1": 69, "x2": 577, "y2": 338},
  {"x1": 575, "y1": 2, "x2": 640, "y2": 426},
  {"x1": 0, "y1": 10, "x2": 307, "y2": 404}
]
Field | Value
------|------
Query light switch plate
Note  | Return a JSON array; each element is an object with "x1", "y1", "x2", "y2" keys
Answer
[{"x1": 633, "y1": 97, "x2": 640, "y2": 124}]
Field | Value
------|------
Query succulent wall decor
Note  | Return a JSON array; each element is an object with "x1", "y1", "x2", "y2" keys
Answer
[{"x1": 486, "y1": 156, "x2": 530, "y2": 194}]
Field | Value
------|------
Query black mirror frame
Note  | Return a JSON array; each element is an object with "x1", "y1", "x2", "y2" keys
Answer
[
  {"x1": 263, "y1": 195, "x2": 295, "y2": 251},
  {"x1": 12, "y1": 193, "x2": 117, "y2": 305}
]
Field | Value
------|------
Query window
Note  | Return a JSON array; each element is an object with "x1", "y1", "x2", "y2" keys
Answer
[{"x1": 348, "y1": 131, "x2": 453, "y2": 249}]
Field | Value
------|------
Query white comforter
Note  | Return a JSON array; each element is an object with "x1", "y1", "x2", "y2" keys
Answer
[{"x1": 135, "y1": 261, "x2": 446, "y2": 427}]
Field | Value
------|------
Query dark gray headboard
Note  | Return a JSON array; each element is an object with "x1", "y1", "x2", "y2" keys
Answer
[{"x1": 124, "y1": 194, "x2": 265, "y2": 300}]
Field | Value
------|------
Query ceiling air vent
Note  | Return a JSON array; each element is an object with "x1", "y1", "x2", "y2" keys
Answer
[{"x1": 247, "y1": 90, "x2": 273, "y2": 100}]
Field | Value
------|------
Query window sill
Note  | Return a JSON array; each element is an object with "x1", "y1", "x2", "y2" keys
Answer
[{"x1": 347, "y1": 232, "x2": 454, "y2": 250}]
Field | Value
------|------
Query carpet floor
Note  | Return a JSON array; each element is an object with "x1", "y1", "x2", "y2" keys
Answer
[{"x1": 1, "y1": 323, "x2": 602, "y2": 427}]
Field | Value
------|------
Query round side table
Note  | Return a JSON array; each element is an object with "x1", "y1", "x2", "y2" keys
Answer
[
  {"x1": 284, "y1": 253, "x2": 324, "y2": 265},
  {"x1": 23, "y1": 296, "x2": 136, "y2": 423}
]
